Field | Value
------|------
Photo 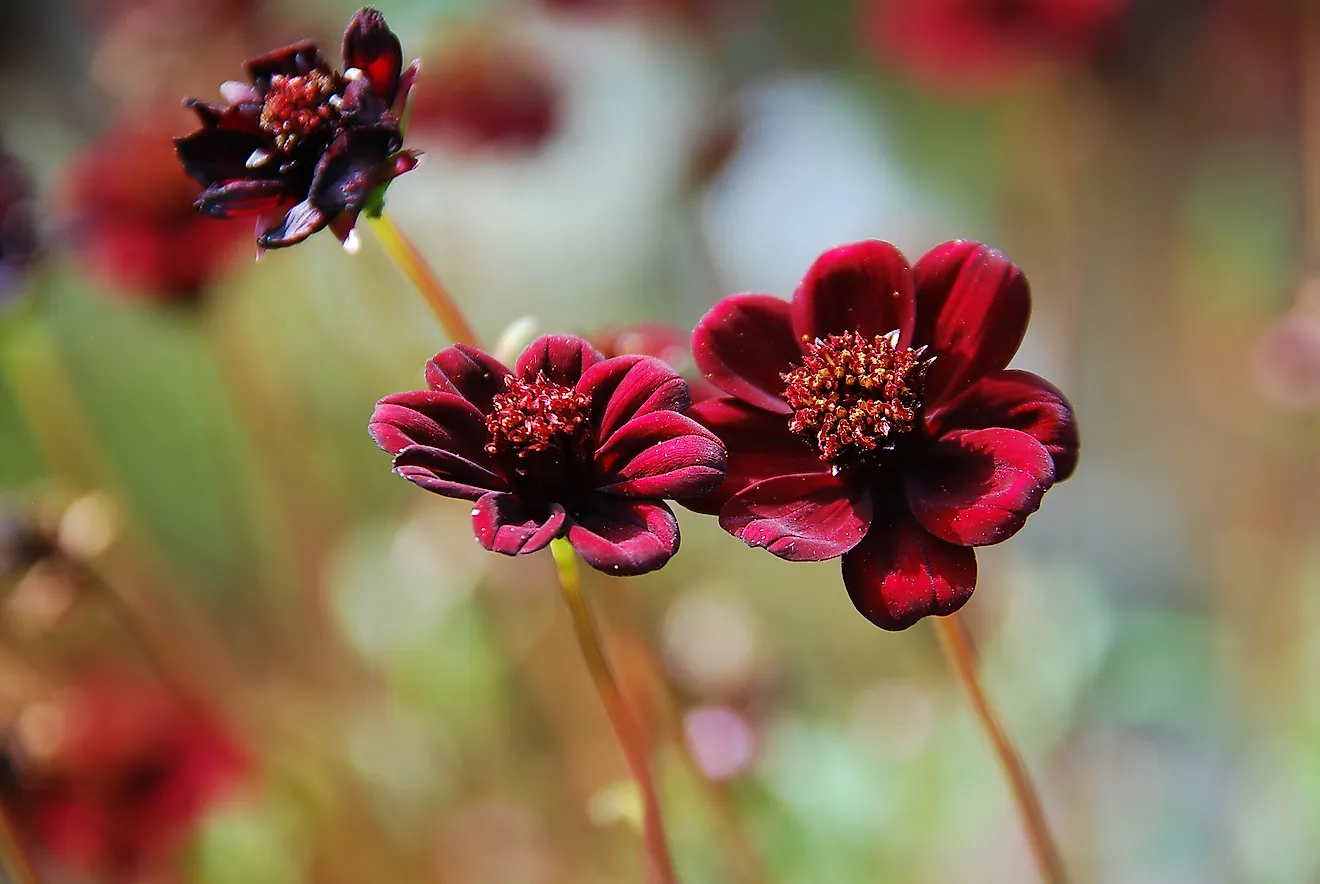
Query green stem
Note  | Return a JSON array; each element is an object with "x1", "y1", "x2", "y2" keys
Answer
[
  {"x1": 549, "y1": 539, "x2": 678, "y2": 884},
  {"x1": 364, "y1": 213, "x2": 478, "y2": 346}
]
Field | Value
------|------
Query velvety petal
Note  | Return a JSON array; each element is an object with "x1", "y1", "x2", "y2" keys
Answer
[
  {"x1": 245, "y1": 41, "x2": 326, "y2": 85},
  {"x1": 682, "y1": 397, "x2": 827, "y2": 515},
  {"x1": 425, "y1": 345, "x2": 512, "y2": 411},
  {"x1": 342, "y1": 7, "x2": 404, "y2": 106},
  {"x1": 566, "y1": 497, "x2": 679, "y2": 576},
  {"x1": 578, "y1": 355, "x2": 689, "y2": 446},
  {"x1": 790, "y1": 240, "x2": 916, "y2": 346},
  {"x1": 911, "y1": 241, "x2": 1031, "y2": 405},
  {"x1": 720, "y1": 472, "x2": 872, "y2": 562},
  {"x1": 473, "y1": 493, "x2": 565, "y2": 555},
  {"x1": 391, "y1": 446, "x2": 506, "y2": 500},
  {"x1": 593, "y1": 411, "x2": 726, "y2": 499},
  {"x1": 174, "y1": 129, "x2": 273, "y2": 185},
  {"x1": 257, "y1": 200, "x2": 329, "y2": 248},
  {"x1": 516, "y1": 335, "x2": 603, "y2": 387},
  {"x1": 368, "y1": 390, "x2": 494, "y2": 467},
  {"x1": 194, "y1": 180, "x2": 287, "y2": 218},
  {"x1": 308, "y1": 130, "x2": 399, "y2": 218},
  {"x1": 692, "y1": 294, "x2": 799, "y2": 415},
  {"x1": 842, "y1": 511, "x2": 976, "y2": 631},
  {"x1": 906, "y1": 427, "x2": 1054, "y2": 547},
  {"x1": 931, "y1": 369, "x2": 1079, "y2": 482}
]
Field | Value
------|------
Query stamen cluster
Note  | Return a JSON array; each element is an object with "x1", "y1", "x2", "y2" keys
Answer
[
  {"x1": 782, "y1": 330, "x2": 927, "y2": 463},
  {"x1": 259, "y1": 72, "x2": 343, "y2": 152},
  {"x1": 485, "y1": 374, "x2": 592, "y2": 458}
]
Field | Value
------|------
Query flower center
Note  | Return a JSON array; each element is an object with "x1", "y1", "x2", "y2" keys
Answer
[
  {"x1": 782, "y1": 330, "x2": 928, "y2": 464},
  {"x1": 485, "y1": 374, "x2": 592, "y2": 461},
  {"x1": 259, "y1": 71, "x2": 343, "y2": 152}
]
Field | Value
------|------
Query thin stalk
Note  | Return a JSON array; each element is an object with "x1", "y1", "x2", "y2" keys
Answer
[
  {"x1": 365, "y1": 212, "x2": 478, "y2": 346},
  {"x1": 0, "y1": 799, "x2": 37, "y2": 884},
  {"x1": 548, "y1": 539, "x2": 678, "y2": 884},
  {"x1": 933, "y1": 614, "x2": 1068, "y2": 884}
]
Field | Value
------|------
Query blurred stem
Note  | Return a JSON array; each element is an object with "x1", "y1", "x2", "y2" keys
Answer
[
  {"x1": 933, "y1": 614, "x2": 1068, "y2": 884},
  {"x1": 548, "y1": 539, "x2": 679, "y2": 884},
  {"x1": 365, "y1": 213, "x2": 478, "y2": 346},
  {"x1": 1303, "y1": 3, "x2": 1320, "y2": 266},
  {"x1": 0, "y1": 800, "x2": 36, "y2": 884}
]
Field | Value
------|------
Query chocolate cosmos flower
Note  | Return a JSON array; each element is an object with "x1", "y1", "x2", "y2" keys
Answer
[
  {"x1": 685, "y1": 241, "x2": 1078, "y2": 630},
  {"x1": 174, "y1": 7, "x2": 419, "y2": 249},
  {"x1": 369, "y1": 335, "x2": 727, "y2": 576}
]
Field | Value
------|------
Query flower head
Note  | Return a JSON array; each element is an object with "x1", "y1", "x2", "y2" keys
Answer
[
  {"x1": 369, "y1": 334, "x2": 727, "y2": 575},
  {"x1": 0, "y1": 140, "x2": 39, "y2": 304},
  {"x1": 174, "y1": 7, "x2": 420, "y2": 250},
  {"x1": 685, "y1": 241, "x2": 1078, "y2": 629},
  {"x1": 1, "y1": 672, "x2": 246, "y2": 875}
]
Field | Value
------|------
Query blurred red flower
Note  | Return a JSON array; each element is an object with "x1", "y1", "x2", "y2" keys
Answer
[
  {"x1": 865, "y1": 0, "x2": 1129, "y2": 94},
  {"x1": 1, "y1": 673, "x2": 246, "y2": 877},
  {"x1": 60, "y1": 116, "x2": 248, "y2": 303},
  {"x1": 684, "y1": 241, "x2": 1078, "y2": 629}
]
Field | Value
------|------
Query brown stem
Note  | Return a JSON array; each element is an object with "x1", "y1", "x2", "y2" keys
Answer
[
  {"x1": 549, "y1": 539, "x2": 678, "y2": 884},
  {"x1": 365, "y1": 212, "x2": 479, "y2": 346},
  {"x1": 933, "y1": 614, "x2": 1068, "y2": 884}
]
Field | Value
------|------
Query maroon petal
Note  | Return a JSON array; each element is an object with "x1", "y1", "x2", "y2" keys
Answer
[
  {"x1": 473, "y1": 493, "x2": 565, "y2": 555},
  {"x1": 931, "y1": 369, "x2": 1079, "y2": 482},
  {"x1": 911, "y1": 241, "x2": 1030, "y2": 405},
  {"x1": 515, "y1": 335, "x2": 603, "y2": 387},
  {"x1": 257, "y1": 200, "x2": 330, "y2": 248},
  {"x1": 308, "y1": 130, "x2": 400, "y2": 218},
  {"x1": 195, "y1": 180, "x2": 287, "y2": 218},
  {"x1": 368, "y1": 390, "x2": 494, "y2": 467},
  {"x1": 682, "y1": 397, "x2": 827, "y2": 515},
  {"x1": 906, "y1": 427, "x2": 1054, "y2": 547},
  {"x1": 720, "y1": 472, "x2": 872, "y2": 562},
  {"x1": 577, "y1": 355, "x2": 689, "y2": 446},
  {"x1": 174, "y1": 130, "x2": 273, "y2": 185},
  {"x1": 842, "y1": 512, "x2": 976, "y2": 631},
  {"x1": 425, "y1": 345, "x2": 512, "y2": 411},
  {"x1": 342, "y1": 6, "x2": 404, "y2": 106},
  {"x1": 392, "y1": 446, "x2": 506, "y2": 500},
  {"x1": 593, "y1": 411, "x2": 726, "y2": 499},
  {"x1": 566, "y1": 497, "x2": 679, "y2": 576},
  {"x1": 245, "y1": 41, "x2": 326, "y2": 85},
  {"x1": 790, "y1": 240, "x2": 917, "y2": 346},
  {"x1": 692, "y1": 294, "x2": 799, "y2": 415}
]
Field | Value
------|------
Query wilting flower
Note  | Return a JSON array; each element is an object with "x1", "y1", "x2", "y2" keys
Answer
[
  {"x1": 410, "y1": 42, "x2": 560, "y2": 153},
  {"x1": 685, "y1": 241, "x2": 1078, "y2": 629},
  {"x1": 1, "y1": 672, "x2": 246, "y2": 875},
  {"x1": 369, "y1": 335, "x2": 727, "y2": 575},
  {"x1": 61, "y1": 115, "x2": 248, "y2": 301},
  {"x1": 592, "y1": 323, "x2": 719, "y2": 403},
  {"x1": 0, "y1": 140, "x2": 39, "y2": 303},
  {"x1": 865, "y1": 0, "x2": 1129, "y2": 94},
  {"x1": 174, "y1": 7, "x2": 419, "y2": 250}
]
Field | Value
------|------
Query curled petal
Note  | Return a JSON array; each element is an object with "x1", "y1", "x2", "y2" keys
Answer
[
  {"x1": 912, "y1": 241, "x2": 1031, "y2": 405},
  {"x1": 594, "y1": 411, "x2": 727, "y2": 499},
  {"x1": 368, "y1": 390, "x2": 493, "y2": 466},
  {"x1": 194, "y1": 180, "x2": 287, "y2": 218},
  {"x1": 425, "y1": 345, "x2": 511, "y2": 411},
  {"x1": 516, "y1": 335, "x2": 603, "y2": 387},
  {"x1": 721, "y1": 472, "x2": 872, "y2": 562},
  {"x1": 906, "y1": 427, "x2": 1054, "y2": 547},
  {"x1": 842, "y1": 511, "x2": 976, "y2": 631},
  {"x1": 790, "y1": 240, "x2": 916, "y2": 346},
  {"x1": 932, "y1": 369, "x2": 1079, "y2": 482},
  {"x1": 245, "y1": 41, "x2": 326, "y2": 85},
  {"x1": 342, "y1": 6, "x2": 404, "y2": 106},
  {"x1": 257, "y1": 200, "x2": 330, "y2": 249},
  {"x1": 473, "y1": 493, "x2": 565, "y2": 555},
  {"x1": 392, "y1": 446, "x2": 506, "y2": 500},
  {"x1": 692, "y1": 294, "x2": 799, "y2": 415},
  {"x1": 578, "y1": 355, "x2": 689, "y2": 446},
  {"x1": 566, "y1": 498, "x2": 680, "y2": 576},
  {"x1": 308, "y1": 130, "x2": 400, "y2": 218},
  {"x1": 174, "y1": 129, "x2": 273, "y2": 185}
]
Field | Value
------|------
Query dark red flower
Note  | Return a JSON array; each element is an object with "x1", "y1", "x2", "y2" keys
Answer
[
  {"x1": 369, "y1": 335, "x2": 727, "y2": 575},
  {"x1": 174, "y1": 7, "x2": 419, "y2": 250},
  {"x1": 591, "y1": 323, "x2": 719, "y2": 403},
  {"x1": 61, "y1": 116, "x2": 248, "y2": 302},
  {"x1": 865, "y1": 0, "x2": 1129, "y2": 94},
  {"x1": 1, "y1": 673, "x2": 246, "y2": 875},
  {"x1": 685, "y1": 241, "x2": 1078, "y2": 630},
  {"x1": 410, "y1": 42, "x2": 560, "y2": 154},
  {"x1": 0, "y1": 141, "x2": 38, "y2": 303}
]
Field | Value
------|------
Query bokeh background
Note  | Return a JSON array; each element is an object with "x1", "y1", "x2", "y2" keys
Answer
[{"x1": 0, "y1": 0, "x2": 1314, "y2": 881}]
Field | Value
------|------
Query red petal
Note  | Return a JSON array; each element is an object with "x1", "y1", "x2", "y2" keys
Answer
[
  {"x1": 368, "y1": 390, "x2": 492, "y2": 465},
  {"x1": 425, "y1": 345, "x2": 512, "y2": 411},
  {"x1": 341, "y1": 6, "x2": 404, "y2": 106},
  {"x1": 931, "y1": 369, "x2": 1079, "y2": 482},
  {"x1": 578, "y1": 355, "x2": 689, "y2": 445},
  {"x1": 566, "y1": 498, "x2": 680, "y2": 576},
  {"x1": 905, "y1": 427, "x2": 1055, "y2": 547},
  {"x1": 842, "y1": 511, "x2": 976, "y2": 631},
  {"x1": 515, "y1": 334, "x2": 603, "y2": 387},
  {"x1": 472, "y1": 493, "x2": 565, "y2": 555},
  {"x1": 257, "y1": 200, "x2": 329, "y2": 248},
  {"x1": 174, "y1": 129, "x2": 272, "y2": 185},
  {"x1": 195, "y1": 180, "x2": 287, "y2": 218},
  {"x1": 721, "y1": 472, "x2": 872, "y2": 562},
  {"x1": 392, "y1": 446, "x2": 506, "y2": 500},
  {"x1": 790, "y1": 240, "x2": 917, "y2": 346},
  {"x1": 692, "y1": 294, "x2": 799, "y2": 415},
  {"x1": 911, "y1": 241, "x2": 1030, "y2": 405},
  {"x1": 245, "y1": 41, "x2": 326, "y2": 84},
  {"x1": 593, "y1": 411, "x2": 727, "y2": 499}
]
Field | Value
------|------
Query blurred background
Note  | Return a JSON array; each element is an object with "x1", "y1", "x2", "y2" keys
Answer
[{"x1": 0, "y1": 0, "x2": 1314, "y2": 881}]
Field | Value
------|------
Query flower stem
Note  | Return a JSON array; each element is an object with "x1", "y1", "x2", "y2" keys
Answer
[
  {"x1": 933, "y1": 613, "x2": 1068, "y2": 884},
  {"x1": 548, "y1": 539, "x2": 678, "y2": 884},
  {"x1": 365, "y1": 212, "x2": 478, "y2": 346}
]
